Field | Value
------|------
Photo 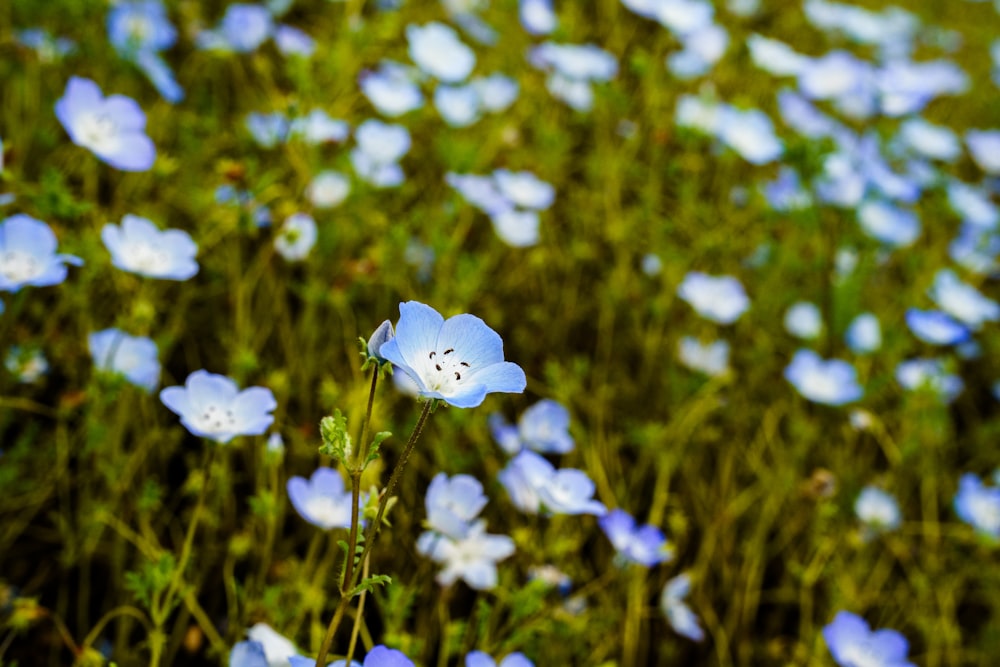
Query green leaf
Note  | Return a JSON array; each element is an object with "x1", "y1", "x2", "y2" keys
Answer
[
  {"x1": 366, "y1": 431, "x2": 391, "y2": 465},
  {"x1": 319, "y1": 409, "x2": 352, "y2": 463},
  {"x1": 351, "y1": 574, "x2": 392, "y2": 596}
]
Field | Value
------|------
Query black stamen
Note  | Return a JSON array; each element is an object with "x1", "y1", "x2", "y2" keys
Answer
[
  {"x1": 444, "y1": 348, "x2": 454, "y2": 355},
  {"x1": 435, "y1": 364, "x2": 442, "y2": 371},
  {"x1": 460, "y1": 361, "x2": 470, "y2": 367},
  {"x1": 429, "y1": 351, "x2": 436, "y2": 359},
  {"x1": 454, "y1": 372, "x2": 461, "y2": 380}
]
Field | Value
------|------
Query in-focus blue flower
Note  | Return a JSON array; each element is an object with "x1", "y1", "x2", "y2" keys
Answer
[
  {"x1": 784, "y1": 301, "x2": 823, "y2": 340},
  {"x1": 895, "y1": 358, "x2": 963, "y2": 402},
  {"x1": 360, "y1": 62, "x2": 425, "y2": 117},
  {"x1": 845, "y1": 313, "x2": 882, "y2": 354},
  {"x1": 350, "y1": 120, "x2": 411, "y2": 188},
  {"x1": 160, "y1": 370, "x2": 277, "y2": 443},
  {"x1": 102, "y1": 214, "x2": 198, "y2": 280},
  {"x1": 489, "y1": 399, "x2": 574, "y2": 455},
  {"x1": 905, "y1": 309, "x2": 970, "y2": 346},
  {"x1": 407, "y1": 22, "x2": 476, "y2": 83},
  {"x1": 784, "y1": 349, "x2": 862, "y2": 406},
  {"x1": 0, "y1": 214, "x2": 82, "y2": 292},
  {"x1": 89, "y1": 329, "x2": 160, "y2": 391},
  {"x1": 855, "y1": 486, "x2": 901, "y2": 534},
  {"x1": 416, "y1": 520, "x2": 515, "y2": 590},
  {"x1": 425, "y1": 472, "x2": 488, "y2": 538},
  {"x1": 274, "y1": 213, "x2": 317, "y2": 261},
  {"x1": 466, "y1": 651, "x2": 534, "y2": 667},
  {"x1": 499, "y1": 450, "x2": 605, "y2": 515},
  {"x1": 599, "y1": 508, "x2": 672, "y2": 567},
  {"x1": 822, "y1": 611, "x2": 915, "y2": 667},
  {"x1": 55, "y1": 77, "x2": 156, "y2": 171},
  {"x1": 4, "y1": 346, "x2": 49, "y2": 384},
  {"x1": 677, "y1": 336, "x2": 730, "y2": 377},
  {"x1": 367, "y1": 320, "x2": 394, "y2": 363},
  {"x1": 661, "y1": 574, "x2": 704, "y2": 642},
  {"x1": 677, "y1": 272, "x2": 750, "y2": 325},
  {"x1": 954, "y1": 473, "x2": 1000, "y2": 539},
  {"x1": 287, "y1": 467, "x2": 355, "y2": 530},
  {"x1": 378, "y1": 301, "x2": 526, "y2": 408}
]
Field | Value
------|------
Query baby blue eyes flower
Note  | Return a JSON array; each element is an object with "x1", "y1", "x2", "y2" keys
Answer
[
  {"x1": 520, "y1": 0, "x2": 557, "y2": 35},
  {"x1": 289, "y1": 111, "x2": 349, "y2": 145},
  {"x1": 229, "y1": 639, "x2": 268, "y2": 667},
  {"x1": 470, "y1": 74, "x2": 519, "y2": 112},
  {"x1": 499, "y1": 450, "x2": 605, "y2": 516},
  {"x1": 377, "y1": 301, "x2": 526, "y2": 408},
  {"x1": 244, "y1": 623, "x2": 297, "y2": 666},
  {"x1": 677, "y1": 337, "x2": 730, "y2": 377},
  {"x1": 274, "y1": 25, "x2": 315, "y2": 57},
  {"x1": 966, "y1": 129, "x2": 1000, "y2": 175},
  {"x1": 306, "y1": 171, "x2": 351, "y2": 209},
  {"x1": 221, "y1": 4, "x2": 274, "y2": 53},
  {"x1": 15, "y1": 28, "x2": 76, "y2": 61},
  {"x1": 845, "y1": 313, "x2": 882, "y2": 354},
  {"x1": 784, "y1": 350, "x2": 863, "y2": 406},
  {"x1": 716, "y1": 106, "x2": 783, "y2": 165},
  {"x1": 0, "y1": 214, "x2": 82, "y2": 292},
  {"x1": 246, "y1": 112, "x2": 290, "y2": 149},
  {"x1": 287, "y1": 467, "x2": 355, "y2": 530},
  {"x1": 677, "y1": 272, "x2": 750, "y2": 325},
  {"x1": 530, "y1": 42, "x2": 617, "y2": 112},
  {"x1": 466, "y1": 651, "x2": 534, "y2": 667},
  {"x1": 101, "y1": 214, "x2": 198, "y2": 280},
  {"x1": 928, "y1": 269, "x2": 1000, "y2": 330},
  {"x1": 857, "y1": 201, "x2": 920, "y2": 248},
  {"x1": 89, "y1": 329, "x2": 160, "y2": 392},
  {"x1": 367, "y1": 320, "x2": 395, "y2": 363},
  {"x1": 822, "y1": 611, "x2": 915, "y2": 667},
  {"x1": 425, "y1": 472, "x2": 488, "y2": 538},
  {"x1": 599, "y1": 509, "x2": 673, "y2": 567},
  {"x1": 434, "y1": 85, "x2": 481, "y2": 128},
  {"x1": 274, "y1": 213, "x2": 317, "y2": 262},
  {"x1": 358, "y1": 645, "x2": 415, "y2": 667},
  {"x1": 417, "y1": 520, "x2": 516, "y2": 590},
  {"x1": 947, "y1": 181, "x2": 998, "y2": 229},
  {"x1": 160, "y1": 370, "x2": 277, "y2": 443},
  {"x1": 55, "y1": 77, "x2": 156, "y2": 172},
  {"x1": 407, "y1": 22, "x2": 476, "y2": 83},
  {"x1": 108, "y1": 1, "x2": 177, "y2": 54},
  {"x1": 784, "y1": 301, "x2": 823, "y2": 340},
  {"x1": 489, "y1": 399, "x2": 574, "y2": 455},
  {"x1": 954, "y1": 473, "x2": 1000, "y2": 539},
  {"x1": 905, "y1": 309, "x2": 970, "y2": 346},
  {"x1": 493, "y1": 170, "x2": 555, "y2": 211},
  {"x1": 895, "y1": 358, "x2": 963, "y2": 402},
  {"x1": 360, "y1": 62, "x2": 425, "y2": 117},
  {"x1": 350, "y1": 120, "x2": 412, "y2": 188},
  {"x1": 855, "y1": 487, "x2": 901, "y2": 534},
  {"x1": 4, "y1": 346, "x2": 49, "y2": 384},
  {"x1": 660, "y1": 574, "x2": 704, "y2": 642}
]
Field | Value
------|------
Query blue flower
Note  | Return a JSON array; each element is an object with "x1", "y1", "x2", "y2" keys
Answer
[
  {"x1": 416, "y1": 520, "x2": 515, "y2": 590},
  {"x1": 425, "y1": 472, "x2": 488, "y2": 538},
  {"x1": 350, "y1": 120, "x2": 411, "y2": 188},
  {"x1": 822, "y1": 611, "x2": 915, "y2": 667},
  {"x1": 245, "y1": 112, "x2": 290, "y2": 149},
  {"x1": 4, "y1": 346, "x2": 49, "y2": 384},
  {"x1": 677, "y1": 336, "x2": 730, "y2": 377},
  {"x1": 107, "y1": 1, "x2": 177, "y2": 54},
  {"x1": 470, "y1": 74, "x2": 519, "y2": 112},
  {"x1": 134, "y1": 50, "x2": 184, "y2": 104},
  {"x1": 15, "y1": 28, "x2": 76, "y2": 61},
  {"x1": 845, "y1": 313, "x2": 882, "y2": 354},
  {"x1": 434, "y1": 84, "x2": 481, "y2": 127},
  {"x1": 489, "y1": 399, "x2": 574, "y2": 455},
  {"x1": 715, "y1": 106, "x2": 783, "y2": 165},
  {"x1": 243, "y1": 623, "x2": 296, "y2": 666},
  {"x1": 289, "y1": 111, "x2": 349, "y2": 145},
  {"x1": 358, "y1": 646, "x2": 414, "y2": 667},
  {"x1": 784, "y1": 301, "x2": 823, "y2": 340},
  {"x1": 466, "y1": 650, "x2": 534, "y2": 667},
  {"x1": 102, "y1": 214, "x2": 198, "y2": 280},
  {"x1": 677, "y1": 272, "x2": 750, "y2": 325},
  {"x1": 784, "y1": 350, "x2": 862, "y2": 406},
  {"x1": 966, "y1": 129, "x2": 1000, "y2": 175},
  {"x1": 160, "y1": 370, "x2": 277, "y2": 443},
  {"x1": 855, "y1": 487, "x2": 901, "y2": 534},
  {"x1": 367, "y1": 320, "x2": 395, "y2": 363},
  {"x1": 274, "y1": 213, "x2": 317, "y2": 262},
  {"x1": 954, "y1": 473, "x2": 1000, "y2": 539},
  {"x1": 55, "y1": 77, "x2": 156, "y2": 171},
  {"x1": 274, "y1": 25, "x2": 315, "y2": 57},
  {"x1": 89, "y1": 329, "x2": 160, "y2": 391},
  {"x1": 221, "y1": 4, "x2": 274, "y2": 53},
  {"x1": 660, "y1": 574, "x2": 704, "y2": 642},
  {"x1": 287, "y1": 467, "x2": 355, "y2": 530},
  {"x1": 498, "y1": 450, "x2": 605, "y2": 516},
  {"x1": 306, "y1": 171, "x2": 351, "y2": 209},
  {"x1": 599, "y1": 508, "x2": 672, "y2": 567},
  {"x1": 229, "y1": 640, "x2": 268, "y2": 667},
  {"x1": 0, "y1": 214, "x2": 82, "y2": 292},
  {"x1": 407, "y1": 22, "x2": 476, "y2": 83},
  {"x1": 378, "y1": 301, "x2": 526, "y2": 408},
  {"x1": 360, "y1": 62, "x2": 425, "y2": 117},
  {"x1": 857, "y1": 201, "x2": 920, "y2": 248},
  {"x1": 905, "y1": 308, "x2": 970, "y2": 346},
  {"x1": 895, "y1": 358, "x2": 963, "y2": 402},
  {"x1": 520, "y1": 0, "x2": 557, "y2": 35},
  {"x1": 928, "y1": 269, "x2": 1000, "y2": 330}
]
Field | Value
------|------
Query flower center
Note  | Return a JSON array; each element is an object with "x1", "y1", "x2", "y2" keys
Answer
[
  {"x1": 192, "y1": 403, "x2": 238, "y2": 434},
  {"x1": 303, "y1": 495, "x2": 348, "y2": 528},
  {"x1": 126, "y1": 16, "x2": 153, "y2": 42},
  {"x1": 425, "y1": 348, "x2": 472, "y2": 393},
  {"x1": 122, "y1": 241, "x2": 171, "y2": 274},
  {"x1": 77, "y1": 112, "x2": 119, "y2": 151},
  {"x1": 0, "y1": 251, "x2": 42, "y2": 283},
  {"x1": 840, "y1": 639, "x2": 884, "y2": 667}
]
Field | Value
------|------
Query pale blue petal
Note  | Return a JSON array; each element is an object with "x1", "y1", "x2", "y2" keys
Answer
[
  {"x1": 465, "y1": 651, "x2": 496, "y2": 667},
  {"x1": 464, "y1": 362, "x2": 526, "y2": 396},
  {"x1": 437, "y1": 314, "x2": 505, "y2": 369}
]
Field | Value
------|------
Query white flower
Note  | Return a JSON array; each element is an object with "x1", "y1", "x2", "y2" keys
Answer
[
  {"x1": 407, "y1": 22, "x2": 476, "y2": 83},
  {"x1": 101, "y1": 214, "x2": 198, "y2": 280},
  {"x1": 677, "y1": 272, "x2": 750, "y2": 325},
  {"x1": 273, "y1": 213, "x2": 317, "y2": 261},
  {"x1": 306, "y1": 171, "x2": 350, "y2": 209},
  {"x1": 416, "y1": 520, "x2": 515, "y2": 590}
]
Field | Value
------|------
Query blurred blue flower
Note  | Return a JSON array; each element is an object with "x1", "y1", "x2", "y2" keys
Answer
[
  {"x1": 55, "y1": 77, "x2": 156, "y2": 171},
  {"x1": 102, "y1": 214, "x2": 198, "y2": 280},
  {"x1": 966, "y1": 130, "x2": 1000, "y2": 175},
  {"x1": 599, "y1": 508, "x2": 673, "y2": 567},
  {"x1": 895, "y1": 358, "x2": 963, "y2": 402},
  {"x1": 107, "y1": 1, "x2": 177, "y2": 54},
  {"x1": 221, "y1": 4, "x2": 274, "y2": 53},
  {"x1": 425, "y1": 472, "x2": 488, "y2": 538},
  {"x1": 877, "y1": 58, "x2": 968, "y2": 118},
  {"x1": 520, "y1": 0, "x2": 557, "y2": 35},
  {"x1": 4, "y1": 346, "x2": 49, "y2": 384},
  {"x1": 289, "y1": 111, "x2": 349, "y2": 144},
  {"x1": 416, "y1": 520, "x2": 515, "y2": 590},
  {"x1": 229, "y1": 640, "x2": 268, "y2": 667},
  {"x1": 274, "y1": 25, "x2": 315, "y2": 57},
  {"x1": 490, "y1": 399, "x2": 574, "y2": 455},
  {"x1": 15, "y1": 28, "x2": 76, "y2": 61},
  {"x1": 897, "y1": 118, "x2": 959, "y2": 162},
  {"x1": 360, "y1": 62, "x2": 425, "y2": 117},
  {"x1": 949, "y1": 223, "x2": 1000, "y2": 275},
  {"x1": 246, "y1": 112, "x2": 290, "y2": 149},
  {"x1": 493, "y1": 170, "x2": 555, "y2": 211},
  {"x1": 677, "y1": 272, "x2": 750, "y2": 325},
  {"x1": 89, "y1": 329, "x2": 160, "y2": 391},
  {"x1": 660, "y1": 574, "x2": 704, "y2": 642},
  {"x1": 946, "y1": 181, "x2": 998, "y2": 229},
  {"x1": 447, "y1": 173, "x2": 510, "y2": 218},
  {"x1": 470, "y1": 74, "x2": 519, "y2": 112},
  {"x1": 777, "y1": 89, "x2": 840, "y2": 139},
  {"x1": 747, "y1": 35, "x2": 807, "y2": 75},
  {"x1": 928, "y1": 269, "x2": 1000, "y2": 330},
  {"x1": 530, "y1": 42, "x2": 617, "y2": 112},
  {"x1": 857, "y1": 200, "x2": 920, "y2": 248},
  {"x1": 490, "y1": 210, "x2": 540, "y2": 247},
  {"x1": 499, "y1": 450, "x2": 605, "y2": 515},
  {"x1": 954, "y1": 473, "x2": 1000, "y2": 539},
  {"x1": 407, "y1": 22, "x2": 476, "y2": 83},
  {"x1": 0, "y1": 214, "x2": 82, "y2": 292},
  {"x1": 905, "y1": 309, "x2": 970, "y2": 346},
  {"x1": 434, "y1": 84, "x2": 481, "y2": 127},
  {"x1": 763, "y1": 166, "x2": 813, "y2": 212},
  {"x1": 287, "y1": 467, "x2": 355, "y2": 530},
  {"x1": 845, "y1": 313, "x2": 882, "y2": 354},
  {"x1": 677, "y1": 336, "x2": 730, "y2": 377},
  {"x1": 784, "y1": 350, "x2": 862, "y2": 406},
  {"x1": 668, "y1": 24, "x2": 729, "y2": 80},
  {"x1": 716, "y1": 106, "x2": 782, "y2": 165},
  {"x1": 784, "y1": 301, "x2": 823, "y2": 340},
  {"x1": 160, "y1": 370, "x2": 277, "y2": 443},
  {"x1": 306, "y1": 171, "x2": 351, "y2": 209},
  {"x1": 378, "y1": 301, "x2": 526, "y2": 408},
  {"x1": 244, "y1": 623, "x2": 297, "y2": 666},
  {"x1": 822, "y1": 611, "x2": 914, "y2": 667},
  {"x1": 274, "y1": 213, "x2": 317, "y2": 261},
  {"x1": 466, "y1": 651, "x2": 534, "y2": 667},
  {"x1": 350, "y1": 120, "x2": 411, "y2": 188},
  {"x1": 358, "y1": 645, "x2": 414, "y2": 667},
  {"x1": 855, "y1": 486, "x2": 901, "y2": 534},
  {"x1": 527, "y1": 564, "x2": 572, "y2": 595}
]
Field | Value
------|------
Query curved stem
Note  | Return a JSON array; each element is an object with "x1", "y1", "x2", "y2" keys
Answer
[{"x1": 81, "y1": 605, "x2": 152, "y2": 651}]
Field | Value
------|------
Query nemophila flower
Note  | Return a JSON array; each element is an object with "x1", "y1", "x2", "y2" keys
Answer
[
  {"x1": 530, "y1": 42, "x2": 617, "y2": 112},
  {"x1": 855, "y1": 486, "x2": 901, "y2": 535},
  {"x1": 55, "y1": 77, "x2": 156, "y2": 171},
  {"x1": 356, "y1": 646, "x2": 414, "y2": 667},
  {"x1": 599, "y1": 509, "x2": 672, "y2": 567},
  {"x1": 350, "y1": 120, "x2": 411, "y2": 188},
  {"x1": 108, "y1": 1, "x2": 176, "y2": 54},
  {"x1": 160, "y1": 370, "x2": 277, "y2": 443},
  {"x1": 747, "y1": 34, "x2": 808, "y2": 75},
  {"x1": 668, "y1": 24, "x2": 729, "y2": 80},
  {"x1": 467, "y1": 651, "x2": 534, "y2": 667},
  {"x1": 520, "y1": 0, "x2": 557, "y2": 35},
  {"x1": 230, "y1": 640, "x2": 268, "y2": 667},
  {"x1": 246, "y1": 112, "x2": 289, "y2": 149},
  {"x1": 814, "y1": 151, "x2": 867, "y2": 209},
  {"x1": 470, "y1": 74, "x2": 519, "y2": 112},
  {"x1": 895, "y1": 358, "x2": 963, "y2": 402},
  {"x1": 407, "y1": 22, "x2": 475, "y2": 83},
  {"x1": 777, "y1": 90, "x2": 841, "y2": 140},
  {"x1": 273, "y1": 213, "x2": 317, "y2": 262},
  {"x1": 0, "y1": 214, "x2": 82, "y2": 292},
  {"x1": 417, "y1": 520, "x2": 515, "y2": 590},
  {"x1": 245, "y1": 623, "x2": 296, "y2": 667},
  {"x1": 425, "y1": 472, "x2": 488, "y2": 538},
  {"x1": 221, "y1": 4, "x2": 273, "y2": 53},
  {"x1": 274, "y1": 25, "x2": 315, "y2": 57},
  {"x1": 490, "y1": 210, "x2": 540, "y2": 247},
  {"x1": 528, "y1": 564, "x2": 572, "y2": 594},
  {"x1": 367, "y1": 320, "x2": 394, "y2": 363},
  {"x1": 897, "y1": 118, "x2": 959, "y2": 162},
  {"x1": 287, "y1": 467, "x2": 355, "y2": 530},
  {"x1": 950, "y1": 223, "x2": 1000, "y2": 275},
  {"x1": 677, "y1": 272, "x2": 750, "y2": 325},
  {"x1": 654, "y1": 0, "x2": 715, "y2": 35},
  {"x1": 877, "y1": 58, "x2": 969, "y2": 118},
  {"x1": 493, "y1": 170, "x2": 555, "y2": 211},
  {"x1": 499, "y1": 450, "x2": 606, "y2": 515},
  {"x1": 447, "y1": 173, "x2": 510, "y2": 217},
  {"x1": 15, "y1": 28, "x2": 76, "y2": 61},
  {"x1": 966, "y1": 130, "x2": 1000, "y2": 174},
  {"x1": 377, "y1": 301, "x2": 526, "y2": 408},
  {"x1": 823, "y1": 611, "x2": 915, "y2": 667},
  {"x1": 435, "y1": 84, "x2": 481, "y2": 127},
  {"x1": 954, "y1": 473, "x2": 1000, "y2": 538},
  {"x1": 763, "y1": 166, "x2": 813, "y2": 212},
  {"x1": 846, "y1": 313, "x2": 882, "y2": 354},
  {"x1": 489, "y1": 399, "x2": 574, "y2": 455},
  {"x1": 660, "y1": 574, "x2": 704, "y2": 642},
  {"x1": 857, "y1": 200, "x2": 920, "y2": 248},
  {"x1": 360, "y1": 62, "x2": 425, "y2": 117},
  {"x1": 288, "y1": 110, "x2": 349, "y2": 144},
  {"x1": 905, "y1": 309, "x2": 970, "y2": 346},
  {"x1": 102, "y1": 214, "x2": 198, "y2": 280},
  {"x1": 947, "y1": 181, "x2": 998, "y2": 229},
  {"x1": 929, "y1": 269, "x2": 999, "y2": 330},
  {"x1": 89, "y1": 329, "x2": 160, "y2": 391},
  {"x1": 306, "y1": 171, "x2": 350, "y2": 209},
  {"x1": 677, "y1": 336, "x2": 730, "y2": 377},
  {"x1": 134, "y1": 50, "x2": 183, "y2": 103},
  {"x1": 266, "y1": 432, "x2": 285, "y2": 458},
  {"x1": 4, "y1": 346, "x2": 48, "y2": 384},
  {"x1": 784, "y1": 302, "x2": 823, "y2": 340},
  {"x1": 642, "y1": 253, "x2": 663, "y2": 276},
  {"x1": 784, "y1": 350, "x2": 863, "y2": 406}
]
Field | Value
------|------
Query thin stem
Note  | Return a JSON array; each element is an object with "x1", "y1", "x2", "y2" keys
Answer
[
  {"x1": 342, "y1": 368, "x2": 379, "y2": 592},
  {"x1": 356, "y1": 367, "x2": 380, "y2": 467},
  {"x1": 345, "y1": 555, "x2": 371, "y2": 664},
  {"x1": 162, "y1": 447, "x2": 217, "y2": 613},
  {"x1": 81, "y1": 606, "x2": 152, "y2": 651}
]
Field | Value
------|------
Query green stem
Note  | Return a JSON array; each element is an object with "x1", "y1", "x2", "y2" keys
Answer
[{"x1": 341, "y1": 367, "x2": 379, "y2": 592}]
